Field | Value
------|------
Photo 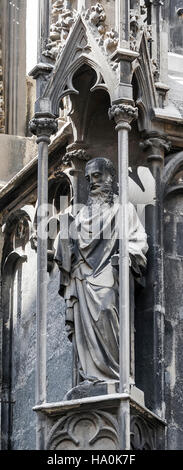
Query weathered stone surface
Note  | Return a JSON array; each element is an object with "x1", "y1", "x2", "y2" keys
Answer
[
  {"x1": 164, "y1": 193, "x2": 183, "y2": 449},
  {"x1": 0, "y1": 135, "x2": 37, "y2": 184},
  {"x1": 163, "y1": 0, "x2": 183, "y2": 55},
  {"x1": 47, "y1": 266, "x2": 72, "y2": 403},
  {"x1": 1, "y1": 233, "x2": 72, "y2": 449},
  {"x1": 46, "y1": 409, "x2": 119, "y2": 450}
]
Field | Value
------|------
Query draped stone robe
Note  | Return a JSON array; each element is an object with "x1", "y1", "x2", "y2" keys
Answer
[{"x1": 55, "y1": 196, "x2": 148, "y2": 384}]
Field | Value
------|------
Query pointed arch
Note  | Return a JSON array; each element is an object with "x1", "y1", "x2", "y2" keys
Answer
[{"x1": 43, "y1": 14, "x2": 118, "y2": 116}]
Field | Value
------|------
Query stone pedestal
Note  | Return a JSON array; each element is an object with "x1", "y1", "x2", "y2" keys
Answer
[{"x1": 33, "y1": 394, "x2": 166, "y2": 450}]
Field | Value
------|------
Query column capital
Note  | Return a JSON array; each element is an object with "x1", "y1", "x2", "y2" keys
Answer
[
  {"x1": 29, "y1": 113, "x2": 58, "y2": 144},
  {"x1": 108, "y1": 103, "x2": 138, "y2": 129},
  {"x1": 63, "y1": 149, "x2": 90, "y2": 165},
  {"x1": 140, "y1": 131, "x2": 171, "y2": 162}
]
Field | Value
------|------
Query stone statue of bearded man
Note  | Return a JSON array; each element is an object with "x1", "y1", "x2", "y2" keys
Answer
[{"x1": 55, "y1": 157, "x2": 148, "y2": 394}]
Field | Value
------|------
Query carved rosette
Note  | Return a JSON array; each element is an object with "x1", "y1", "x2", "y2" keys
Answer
[
  {"x1": 109, "y1": 104, "x2": 138, "y2": 129},
  {"x1": 29, "y1": 114, "x2": 58, "y2": 143},
  {"x1": 129, "y1": 2, "x2": 155, "y2": 53},
  {"x1": 46, "y1": 410, "x2": 119, "y2": 450}
]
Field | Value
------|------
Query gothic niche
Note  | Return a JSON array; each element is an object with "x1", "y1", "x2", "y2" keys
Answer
[{"x1": 47, "y1": 171, "x2": 72, "y2": 271}]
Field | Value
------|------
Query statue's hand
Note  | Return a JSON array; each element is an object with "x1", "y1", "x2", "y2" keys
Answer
[
  {"x1": 111, "y1": 253, "x2": 132, "y2": 267},
  {"x1": 111, "y1": 253, "x2": 119, "y2": 267},
  {"x1": 130, "y1": 254, "x2": 143, "y2": 277},
  {"x1": 66, "y1": 321, "x2": 74, "y2": 342}
]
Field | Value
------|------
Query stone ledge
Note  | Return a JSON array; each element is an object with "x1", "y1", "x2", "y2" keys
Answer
[
  {"x1": 33, "y1": 393, "x2": 130, "y2": 416},
  {"x1": 130, "y1": 399, "x2": 166, "y2": 426},
  {"x1": 34, "y1": 394, "x2": 166, "y2": 450},
  {"x1": 33, "y1": 393, "x2": 166, "y2": 426}
]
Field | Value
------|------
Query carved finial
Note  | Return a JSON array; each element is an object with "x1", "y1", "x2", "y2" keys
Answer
[
  {"x1": 89, "y1": 3, "x2": 106, "y2": 27},
  {"x1": 104, "y1": 29, "x2": 118, "y2": 54},
  {"x1": 84, "y1": 3, "x2": 119, "y2": 57}
]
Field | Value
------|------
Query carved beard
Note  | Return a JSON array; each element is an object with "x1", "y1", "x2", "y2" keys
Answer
[{"x1": 87, "y1": 179, "x2": 114, "y2": 206}]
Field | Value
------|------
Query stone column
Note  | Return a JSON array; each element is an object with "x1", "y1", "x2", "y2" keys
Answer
[
  {"x1": 115, "y1": 0, "x2": 130, "y2": 48},
  {"x1": 140, "y1": 131, "x2": 170, "y2": 417},
  {"x1": 29, "y1": 113, "x2": 58, "y2": 450},
  {"x1": 150, "y1": 0, "x2": 163, "y2": 69},
  {"x1": 109, "y1": 103, "x2": 138, "y2": 449},
  {"x1": 2, "y1": 0, "x2": 26, "y2": 135},
  {"x1": 37, "y1": 0, "x2": 51, "y2": 63}
]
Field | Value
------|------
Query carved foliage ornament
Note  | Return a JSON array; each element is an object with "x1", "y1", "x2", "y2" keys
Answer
[
  {"x1": 85, "y1": 3, "x2": 119, "y2": 57},
  {"x1": 109, "y1": 104, "x2": 138, "y2": 125},
  {"x1": 140, "y1": 135, "x2": 171, "y2": 154},
  {"x1": 62, "y1": 149, "x2": 90, "y2": 165},
  {"x1": 89, "y1": 2, "x2": 106, "y2": 27},
  {"x1": 129, "y1": 1, "x2": 150, "y2": 52},
  {"x1": 29, "y1": 116, "x2": 58, "y2": 140},
  {"x1": 0, "y1": 22, "x2": 5, "y2": 133},
  {"x1": 42, "y1": 0, "x2": 76, "y2": 60},
  {"x1": 46, "y1": 410, "x2": 119, "y2": 450}
]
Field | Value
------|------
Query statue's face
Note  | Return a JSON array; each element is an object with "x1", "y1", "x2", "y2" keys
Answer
[{"x1": 85, "y1": 160, "x2": 112, "y2": 195}]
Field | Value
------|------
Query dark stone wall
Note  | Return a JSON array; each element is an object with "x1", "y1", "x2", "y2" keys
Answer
[
  {"x1": 164, "y1": 193, "x2": 183, "y2": 449},
  {"x1": 47, "y1": 266, "x2": 72, "y2": 404},
  {"x1": 2, "y1": 242, "x2": 72, "y2": 450}
]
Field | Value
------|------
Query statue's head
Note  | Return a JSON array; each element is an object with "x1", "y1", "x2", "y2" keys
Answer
[{"x1": 85, "y1": 158, "x2": 116, "y2": 199}]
